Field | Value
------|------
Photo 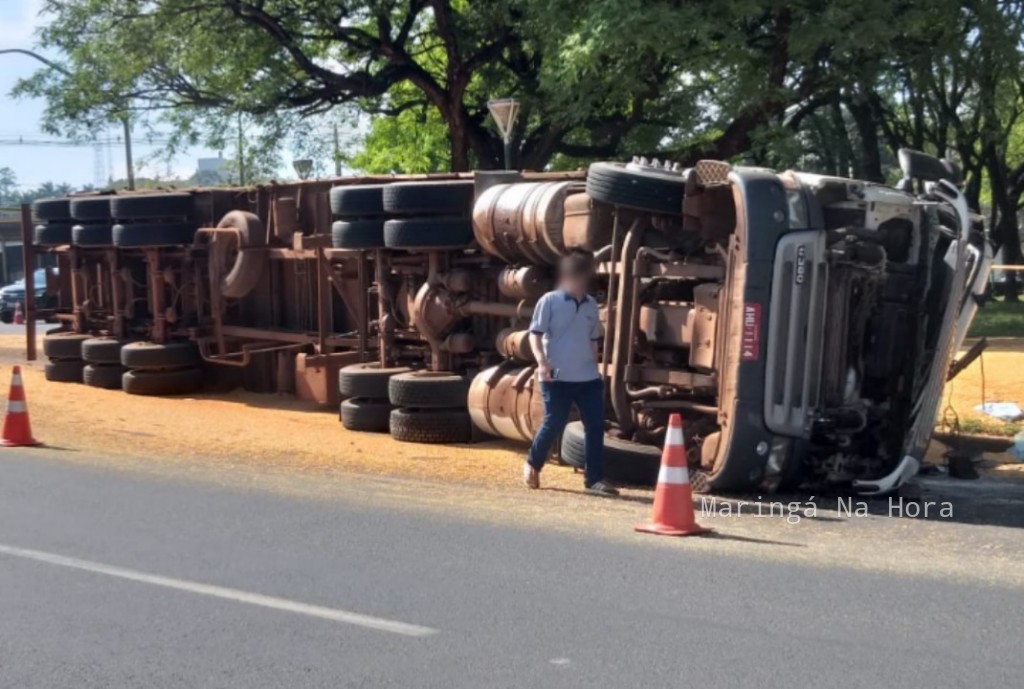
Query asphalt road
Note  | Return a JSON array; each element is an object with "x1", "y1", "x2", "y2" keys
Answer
[{"x1": 0, "y1": 451, "x2": 1020, "y2": 688}]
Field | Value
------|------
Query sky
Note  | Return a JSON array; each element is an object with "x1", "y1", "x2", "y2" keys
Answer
[{"x1": 0, "y1": 0, "x2": 220, "y2": 190}]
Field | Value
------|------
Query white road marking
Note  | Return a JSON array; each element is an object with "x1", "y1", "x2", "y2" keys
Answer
[{"x1": 0, "y1": 543, "x2": 438, "y2": 637}]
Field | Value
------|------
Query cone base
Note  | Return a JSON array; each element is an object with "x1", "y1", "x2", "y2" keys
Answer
[
  {"x1": 1, "y1": 438, "x2": 41, "y2": 447},
  {"x1": 634, "y1": 522, "x2": 713, "y2": 537}
]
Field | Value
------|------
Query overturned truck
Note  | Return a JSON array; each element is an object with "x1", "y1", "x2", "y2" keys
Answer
[{"x1": 23, "y1": 149, "x2": 991, "y2": 495}]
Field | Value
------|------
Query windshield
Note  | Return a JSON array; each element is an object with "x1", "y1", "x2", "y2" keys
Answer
[{"x1": 5, "y1": 268, "x2": 56, "y2": 291}]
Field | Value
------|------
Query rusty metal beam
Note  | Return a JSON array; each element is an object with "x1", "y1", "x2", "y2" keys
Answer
[
  {"x1": 19, "y1": 204, "x2": 36, "y2": 360},
  {"x1": 624, "y1": 364, "x2": 716, "y2": 392},
  {"x1": 217, "y1": 324, "x2": 362, "y2": 348}
]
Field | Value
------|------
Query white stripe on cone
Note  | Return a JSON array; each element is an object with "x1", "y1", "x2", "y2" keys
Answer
[
  {"x1": 10, "y1": 374, "x2": 22, "y2": 387},
  {"x1": 658, "y1": 465, "x2": 690, "y2": 485},
  {"x1": 665, "y1": 424, "x2": 684, "y2": 447},
  {"x1": 6, "y1": 400, "x2": 26, "y2": 414}
]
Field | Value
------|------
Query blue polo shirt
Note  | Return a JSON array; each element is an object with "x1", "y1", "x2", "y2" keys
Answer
[{"x1": 529, "y1": 289, "x2": 602, "y2": 382}]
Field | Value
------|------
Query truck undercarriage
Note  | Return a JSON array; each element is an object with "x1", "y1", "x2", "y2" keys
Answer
[{"x1": 21, "y1": 149, "x2": 991, "y2": 496}]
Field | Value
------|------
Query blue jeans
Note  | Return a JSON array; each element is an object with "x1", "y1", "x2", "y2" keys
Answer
[{"x1": 527, "y1": 378, "x2": 605, "y2": 486}]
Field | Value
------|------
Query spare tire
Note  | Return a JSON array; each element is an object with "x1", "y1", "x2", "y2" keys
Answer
[
  {"x1": 329, "y1": 185, "x2": 385, "y2": 218},
  {"x1": 72, "y1": 223, "x2": 113, "y2": 246},
  {"x1": 560, "y1": 421, "x2": 662, "y2": 486},
  {"x1": 216, "y1": 211, "x2": 267, "y2": 299},
  {"x1": 383, "y1": 217, "x2": 473, "y2": 250},
  {"x1": 32, "y1": 198, "x2": 71, "y2": 222},
  {"x1": 69, "y1": 196, "x2": 112, "y2": 221},
  {"x1": 340, "y1": 398, "x2": 392, "y2": 433},
  {"x1": 388, "y1": 371, "x2": 469, "y2": 408},
  {"x1": 81, "y1": 338, "x2": 126, "y2": 365},
  {"x1": 44, "y1": 359, "x2": 85, "y2": 383},
  {"x1": 389, "y1": 408, "x2": 472, "y2": 444},
  {"x1": 121, "y1": 340, "x2": 200, "y2": 369},
  {"x1": 43, "y1": 332, "x2": 91, "y2": 359},
  {"x1": 113, "y1": 222, "x2": 196, "y2": 247},
  {"x1": 338, "y1": 362, "x2": 413, "y2": 400},
  {"x1": 122, "y1": 367, "x2": 203, "y2": 396},
  {"x1": 331, "y1": 220, "x2": 385, "y2": 249},
  {"x1": 83, "y1": 364, "x2": 125, "y2": 389},
  {"x1": 33, "y1": 223, "x2": 73, "y2": 246},
  {"x1": 382, "y1": 181, "x2": 474, "y2": 216},
  {"x1": 110, "y1": 193, "x2": 194, "y2": 220},
  {"x1": 586, "y1": 162, "x2": 685, "y2": 215}
]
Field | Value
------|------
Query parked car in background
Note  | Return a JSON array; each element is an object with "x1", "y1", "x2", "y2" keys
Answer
[{"x1": 0, "y1": 268, "x2": 58, "y2": 323}]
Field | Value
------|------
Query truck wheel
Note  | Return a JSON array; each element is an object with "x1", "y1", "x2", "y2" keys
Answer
[
  {"x1": 32, "y1": 198, "x2": 71, "y2": 222},
  {"x1": 389, "y1": 408, "x2": 472, "y2": 444},
  {"x1": 43, "y1": 332, "x2": 91, "y2": 360},
  {"x1": 586, "y1": 161, "x2": 685, "y2": 216},
  {"x1": 44, "y1": 359, "x2": 85, "y2": 383},
  {"x1": 110, "y1": 193, "x2": 194, "y2": 220},
  {"x1": 560, "y1": 421, "x2": 662, "y2": 486},
  {"x1": 216, "y1": 211, "x2": 267, "y2": 299},
  {"x1": 81, "y1": 338, "x2": 126, "y2": 365},
  {"x1": 332, "y1": 220, "x2": 386, "y2": 249},
  {"x1": 121, "y1": 341, "x2": 201, "y2": 370},
  {"x1": 329, "y1": 185, "x2": 385, "y2": 218},
  {"x1": 383, "y1": 217, "x2": 473, "y2": 249},
  {"x1": 69, "y1": 196, "x2": 112, "y2": 221},
  {"x1": 340, "y1": 398, "x2": 392, "y2": 433},
  {"x1": 113, "y1": 222, "x2": 197, "y2": 247},
  {"x1": 382, "y1": 181, "x2": 474, "y2": 216},
  {"x1": 83, "y1": 364, "x2": 125, "y2": 389},
  {"x1": 33, "y1": 223, "x2": 73, "y2": 246},
  {"x1": 72, "y1": 223, "x2": 113, "y2": 246},
  {"x1": 338, "y1": 362, "x2": 412, "y2": 400},
  {"x1": 388, "y1": 371, "x2": 469, "y2": 408},
  {"x1": 122, "y1": 367, "x2": 203, "y2": 396}
]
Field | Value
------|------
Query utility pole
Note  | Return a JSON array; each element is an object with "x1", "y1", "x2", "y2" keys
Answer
[
  {"x1": 333, "y1": 123, "x2": 342, "y2": 177},
  {"x1": 237, "y1": 112, "x2": 246, "y2": 186},
  {"x1": 122, "y1": 116, "x2": 135, "y2": 190}
]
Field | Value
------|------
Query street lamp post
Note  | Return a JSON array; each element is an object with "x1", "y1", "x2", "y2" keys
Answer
[{"x1": 487, "y1": 98, "x2": 520, "y2": 171}]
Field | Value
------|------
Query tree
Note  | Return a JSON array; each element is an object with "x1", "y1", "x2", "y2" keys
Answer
[
  {"x1": 0, "y1": 167, "x2": 17, "y2": 207},
  {"x1": 16, "y1": 0, "x2": 891, "y2": 173}
]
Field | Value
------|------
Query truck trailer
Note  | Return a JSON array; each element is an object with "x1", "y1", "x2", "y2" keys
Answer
[{"x1": 20, "y1": 149, "x2": 992, "y2": 496}]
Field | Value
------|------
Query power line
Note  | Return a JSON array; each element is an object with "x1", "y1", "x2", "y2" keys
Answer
[{"x1": 0, "y1": 136, "x2": 174, "y2": 147}]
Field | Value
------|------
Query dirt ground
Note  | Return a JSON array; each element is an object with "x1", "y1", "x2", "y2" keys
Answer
[
  {"x1": 2, "y1": 329, "x2": 1023, "y2": 586},
  {"x1": 1, "y1": 330, "x2": 1021, "y2": 489}
]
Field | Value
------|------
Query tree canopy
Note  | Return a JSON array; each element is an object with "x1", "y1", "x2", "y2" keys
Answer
[
  {"x1": 10, "y1": 0, "x2": 1024, "y2": 294},
  {"x1": 15, "y1": 0, "x2": 918, "y2": 171}
]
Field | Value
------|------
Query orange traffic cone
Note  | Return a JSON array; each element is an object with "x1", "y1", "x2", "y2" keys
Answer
[
  {"x1": 13, "y1": 302, "x2": 23, "y2": 325},
  {"x1": 635, "y1": 414, "x2": 711, "y2": 537},
  {"x1": 1, "y1": 366, "x2": 40, "y2": 447}
]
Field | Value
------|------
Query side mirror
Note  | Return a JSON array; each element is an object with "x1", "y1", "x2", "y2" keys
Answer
[{"x1": 898, "y1": 148, "x2": 962, "y2": 186}]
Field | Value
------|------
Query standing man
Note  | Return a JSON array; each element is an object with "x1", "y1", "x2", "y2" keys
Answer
[{"x1": 522, "y1": 250, "x2": 619, "y2": 497}]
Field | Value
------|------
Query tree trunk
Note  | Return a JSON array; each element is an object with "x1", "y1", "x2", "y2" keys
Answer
[
  {"x1": 447, "y1": 115, "x2": 471, "y2": 172},
  {"x1": 845, "y1": 95, "x2": 884, "y2": 183},
  {"x1": 829, "y1": 99, "x2": 851, "y2": 177},
  {"x1": 987, "y1": 157, "x2": 1022, "y2": 301}
]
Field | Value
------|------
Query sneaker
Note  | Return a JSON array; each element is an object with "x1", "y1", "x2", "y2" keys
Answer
[
  {"x1": 585, "y1": 480, "x2": 619, "y2": 497},
  {"x1": 523, "y1": 462, "x2": 540, "y2": 489}
]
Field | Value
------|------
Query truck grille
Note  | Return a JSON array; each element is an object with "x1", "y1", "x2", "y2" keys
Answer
[{"x1": 764, "y1": 231, "x2": 828, "y2": 436}]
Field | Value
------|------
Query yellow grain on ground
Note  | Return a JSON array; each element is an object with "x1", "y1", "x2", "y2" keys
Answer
[
  {"x1": 940, "y1": 349, "x2": 1024, "y2": 437},
  {"x1": 0, "y1": 334, "x2": 593, "y2": 491},
  {"x1": 1, "y1": 332, "x2": 1020, "y2": 488}
]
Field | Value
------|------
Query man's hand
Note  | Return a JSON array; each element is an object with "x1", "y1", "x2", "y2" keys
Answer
[{"x1": 529, "y1": 331, "x2": 552, "y2": 381}]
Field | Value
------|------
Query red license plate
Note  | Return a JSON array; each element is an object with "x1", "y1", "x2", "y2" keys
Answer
[{"x1": 741, "y1": 303, "x2": 761, "y2": 361}]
